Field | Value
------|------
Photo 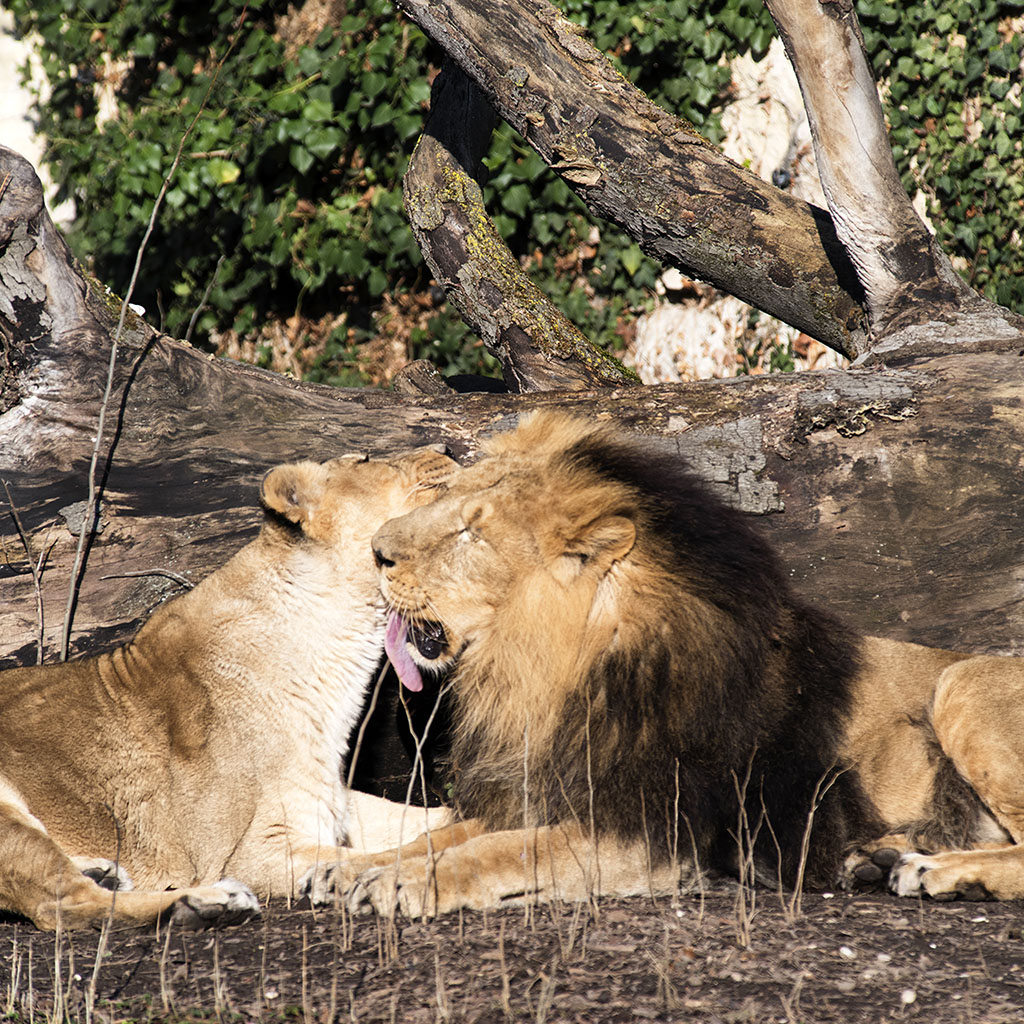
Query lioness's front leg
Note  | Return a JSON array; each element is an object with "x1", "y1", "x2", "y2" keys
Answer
[
  {"x1": 343, "y1": 822, "x2": 688, "y2": 918},
  {"x1": 0, "y1": 804, "x2": 258, "y2": 930}
]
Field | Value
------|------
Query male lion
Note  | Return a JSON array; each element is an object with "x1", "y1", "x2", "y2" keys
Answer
[
  {"x1": 0, "y1": 446, "x2": 455, "y2": 930},
  {"x1": 304, "y1": 411, "x2": 1024, "y2": 917}
]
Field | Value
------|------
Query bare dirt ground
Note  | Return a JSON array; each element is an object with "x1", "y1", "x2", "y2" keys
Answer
[{"x1": 2, "y1": 883, "x2": 1022, "y2": 1023}]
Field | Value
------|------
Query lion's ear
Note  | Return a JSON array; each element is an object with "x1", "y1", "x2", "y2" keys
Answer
[
  {"x1": 566, "y1": 515, "x2": 636, "y2": 573},
  {"x1": 260, "y1": 462, "x2": 326, "y2": 527}
]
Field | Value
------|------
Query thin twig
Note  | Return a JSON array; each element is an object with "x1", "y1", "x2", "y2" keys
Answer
[
  {"x1": 99, "y1": 568, "x2": 193, "y2": 589},
  {"x1": 184, "y1": 252, "x2": 226, "y2": 345},
  {"x1": 346, "y1": 661, "x2": 389, "y2": 791},
  {"x1": 59, "y1": 22, "x2": 244, "y2": 661},
  {"x1": 84, "y1": 808, "x2": 123, "y2": 1024},
  {"x1": 3, "y1": 480, "x2": 52, "y2": 665}
]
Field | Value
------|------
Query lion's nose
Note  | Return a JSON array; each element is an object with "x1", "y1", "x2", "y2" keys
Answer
[{"x1": 372, "y1": 544, "x2": 395, "y2": 569}]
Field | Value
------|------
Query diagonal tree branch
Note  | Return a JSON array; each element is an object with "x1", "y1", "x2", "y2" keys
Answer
[
  {"x1": 394, "y1": 0, "x2": 869, "y2": 360},
  {"x1": 765, "y1": 0, "x2": 1024, "y2": 356},
  {"x1": 403, "y1": 63, "x2": 637, "y2": 392}
]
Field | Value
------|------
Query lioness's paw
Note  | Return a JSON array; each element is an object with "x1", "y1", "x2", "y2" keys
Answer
[
  {"x1": 71, "y1": 857, "x2": 134, "y2": 892},
  {"x1": 840, "y1": 846, "x2": 901, "y2": 890},
  {"x1": 890, "y1": 854, "x2": 993, "y2": 901},
  {"x1": 170, "y1": 879, "x2": 261, "y2": 929}
]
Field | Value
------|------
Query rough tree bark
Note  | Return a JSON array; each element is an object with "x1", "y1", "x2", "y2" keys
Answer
[
  {"x1": 402, "y1": 63, "x2": 637, "y2": 392},
  {"x1": 765, "y1": 0, "x2": 1024, "y2": 357},
  {"x1": 3, "y1": 0, "x2": 1024, "y2": 683}
]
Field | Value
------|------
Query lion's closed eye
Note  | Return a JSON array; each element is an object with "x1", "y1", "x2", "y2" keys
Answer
[{"x1": 459, "y1": 498, "x2": 494, "y2": 543}]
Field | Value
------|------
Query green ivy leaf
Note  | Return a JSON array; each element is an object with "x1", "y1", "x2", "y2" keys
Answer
[
  {"x1": 289, "y1": 144, "x2": 314, "y2": 175},
  {"x1": 502, "y1": 183, "x2": 532, "y2": 218},
  {"x1": 621, "y1": 244, "x2": 644, "y2": 277}
]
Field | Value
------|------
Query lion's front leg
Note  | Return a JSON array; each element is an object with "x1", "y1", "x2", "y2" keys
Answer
[
  {"x1": 890, "y1": 845, "x2": 1024, "y2": 901},
  {"x1": 299, "y1": 819, "x2": 484, "y2": 907},
  {"x1": 346, "y1": 823, "x2": 688, "y2": 918}
]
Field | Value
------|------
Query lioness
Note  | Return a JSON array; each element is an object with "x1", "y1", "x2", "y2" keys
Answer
[
  {"x1": 0, "y1": 447, "x2": 455, "y2": 930},
  {"x1": 303, "y1": 412, "x2": 1024, "y2": 916}
]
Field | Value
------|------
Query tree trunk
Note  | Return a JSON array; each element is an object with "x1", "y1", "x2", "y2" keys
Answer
[{"x1": 3, "y1": 147, "x2": 1024, "y2": 670}]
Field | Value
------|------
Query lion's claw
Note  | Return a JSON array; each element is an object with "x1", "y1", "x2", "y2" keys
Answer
[
  {"x1": 346, "y1": 866, "x2": 404, "y2": 917},
  {"x1": 72, "y1": 857, "x2": 134, "y2": 892}
]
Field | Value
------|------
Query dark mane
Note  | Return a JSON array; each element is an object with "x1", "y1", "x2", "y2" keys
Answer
[{"x1": 453, "y1": 429, "x2": 880, "y2": 888}]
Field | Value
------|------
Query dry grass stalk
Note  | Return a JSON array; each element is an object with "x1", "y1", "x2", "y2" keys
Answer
[
  {"x1": 158, "y1": 919, "x2": 176, "y2": 1016},
  {"x1": 730, "y1": 760, "x2": 763, "y2": 949},
  {"x1": 433, "y1": 947, "x2": 450, "y2": 1023},
  {"x1": 498, "y1": 919, "x2": 514, "y2": 1022}
]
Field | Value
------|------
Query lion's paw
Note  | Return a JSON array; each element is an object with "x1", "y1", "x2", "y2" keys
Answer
[
  {"x1": 298, "y1": 860, "x2": 365, "y2": 908},
  {"x1": 890, "y1": 853, "x2": 993, "y2": 901},
  {"x1": 170, "y1": 879, "x2": 261, "y2": 929},
  {"x1": 347, "y1": 864, "x2": 433, "y2": 919},
  {"x1": 71, "y1": 857, "x2": 134, "y2": 892},
  {"x1": 840, "y1": 846, "x2": 901, "y2": 890}
]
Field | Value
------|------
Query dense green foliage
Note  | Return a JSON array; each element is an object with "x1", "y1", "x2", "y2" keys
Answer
[
  {"x1": 8, "y1": 0, "x2": 1024, "y2": 384},
  {"x1": 858, "y1": 0, "x2": 1024, "y2": 311}
]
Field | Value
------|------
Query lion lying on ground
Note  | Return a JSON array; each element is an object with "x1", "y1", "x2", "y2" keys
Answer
[
  {"x1": 303, "y1": 411, "x2": 1024, "y2": 916},
  {"x1": 0, "y1": 447, "x2": 454, "y2": 930}
]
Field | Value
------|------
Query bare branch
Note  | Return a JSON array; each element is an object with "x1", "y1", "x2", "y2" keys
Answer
[
  {"x1": 404, "y1": 62, "x2": 637, "y2": 392},
  {"x1": 59, "y1": 28, "x2": 242, "y2": 660}
]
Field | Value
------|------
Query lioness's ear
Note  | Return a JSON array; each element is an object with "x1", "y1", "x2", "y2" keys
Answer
[
  {"x1": 260, "y1": 462, "x2": 325, "y2": 527},
  {"x1": 400, "y1": 447, "x2": 461, "y2": 492},
  {"x1": 566, "y1": 515, "x2": 636, "y2": 572}
]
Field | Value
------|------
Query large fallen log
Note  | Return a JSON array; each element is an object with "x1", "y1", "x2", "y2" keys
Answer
[{"x1": 3, "y1": 147, "x2": 1024, "y2": 673}]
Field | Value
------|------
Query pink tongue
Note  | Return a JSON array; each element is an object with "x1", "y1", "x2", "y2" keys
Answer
[{"x1": 384, "y1": 611, "x2": 424, "y2": 692}]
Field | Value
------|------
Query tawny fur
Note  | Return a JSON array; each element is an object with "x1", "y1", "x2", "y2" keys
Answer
[
  {"x1": 0, "y1": 448, "x2": 455, "y2": 930},
  {"x1": 306, "y1": 412, "x2": 1024, "y2": 917}
]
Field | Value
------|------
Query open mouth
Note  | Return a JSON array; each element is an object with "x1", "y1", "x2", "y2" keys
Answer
[
  {"x1": 408, "y1": 619, "x2": 447, "y2": 660},
  {"x1": 384, "y1": 612, "x2": 449, "y2": 692}
]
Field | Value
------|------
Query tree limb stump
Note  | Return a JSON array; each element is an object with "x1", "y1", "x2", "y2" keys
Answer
[{"x1": 404, "y1": 63, "x2": 635, "y2": 392}]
